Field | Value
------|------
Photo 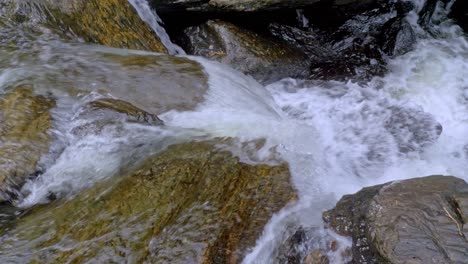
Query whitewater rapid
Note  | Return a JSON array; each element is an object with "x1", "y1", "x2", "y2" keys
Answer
[{"x1": 244, "y1": 1, "x2": 468, "y2": 262}]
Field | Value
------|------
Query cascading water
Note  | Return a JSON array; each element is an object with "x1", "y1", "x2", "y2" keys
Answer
[
  {"x1": 127, "y1": 0, "x2": 185, "y2": 55},
  {"x1": 243, "y1": 0, "x2": 468, "y2": 262},
  {"x1": 0, "y1": 0, "x2": 467, "y2": 262}
]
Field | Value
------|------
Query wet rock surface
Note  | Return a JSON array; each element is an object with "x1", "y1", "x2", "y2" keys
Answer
[
  {"x1": 0, "y1": 86, "x2": 55, "y2": 202},
  {"x1": 323, "y1": 176, "x2": 468, "y2": 264},
  {"x1": 379, "y1": 17, "x2": 416, "y2": 56},
  {"x1": 182, "y1": 20, "x2": 309, "y2": 84},
  {"x1": 267, "y1": 4, "x2": 396, "y2": 81},
  {"x1": 4, "y1": 0, "x2": 167, "y2": 52},
  {"x1": 0, "y1": 141, "x2": 297, "y2": 263},
  {"x1": 85, "y1": 98, "x2": 164, "y2": 126}
]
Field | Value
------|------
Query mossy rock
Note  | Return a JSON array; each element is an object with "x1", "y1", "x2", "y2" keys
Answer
[
  {"x1": 0, "y1": 86, "x2": 55, "y2": 201},
  {"x1": 0, "y1": 141, "x2": 297, "y2": 263},
  {"x1": 8, "y1": 0, "x2": 167, "y2": 52}
]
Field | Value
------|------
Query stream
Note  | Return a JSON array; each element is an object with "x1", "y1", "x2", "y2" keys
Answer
[{"x1": 0, "y1": 0, "x2": 467, "y2": 263}]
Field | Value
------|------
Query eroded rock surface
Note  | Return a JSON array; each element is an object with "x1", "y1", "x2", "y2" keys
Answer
[{"x1": 323, "y1": 176, "x2": 468, "y2": 264}]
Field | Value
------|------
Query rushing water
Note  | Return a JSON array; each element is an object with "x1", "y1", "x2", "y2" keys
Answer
[
  {"x1": 0, "y1": 0, "x2": 467, "y2": 262},
  {"x1": 127, "y1": 0, "x2": 186, "y2": 55}
]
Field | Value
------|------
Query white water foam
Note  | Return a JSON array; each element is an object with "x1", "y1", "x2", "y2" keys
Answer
[{"x1": 127, "y1": 0, "x2": 186, "y2": 55}]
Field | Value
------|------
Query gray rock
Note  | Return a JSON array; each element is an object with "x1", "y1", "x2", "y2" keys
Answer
[
  {"x1": 380, "y1": 17, "x2": 416, "y2": 56},
  {"x1": 323, "y1": 176, "x2": 468, "y2": 264}
]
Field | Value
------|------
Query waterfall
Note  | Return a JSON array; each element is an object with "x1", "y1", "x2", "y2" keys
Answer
[{"x1": 127, "y1": 0, "x2": 186, "y2": 55}]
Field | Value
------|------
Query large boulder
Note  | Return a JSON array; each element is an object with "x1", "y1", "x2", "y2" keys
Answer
[
  {"x1": 3, "y1": 0, "x2": 168, "y2": 52},
  {"x1": 182, "y1": 20, "x2": 309, "y2": 84},
  {"x1": 0, "y1": 141, "x2": 297, "y2": 263},
  {"x1": 0, "y1": 86, "x2": 55, "y2": 201},
  {"x1": 323, "y1": 176, "x2": 468, "y2": 263}
]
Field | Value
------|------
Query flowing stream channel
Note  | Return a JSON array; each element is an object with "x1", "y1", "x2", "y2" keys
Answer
[{"x1": 0, "y1": 0, "x2": 467, "y2": 262}]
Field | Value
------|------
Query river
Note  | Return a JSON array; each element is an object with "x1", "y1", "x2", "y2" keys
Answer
[{"x1": 0, "y1": 0, "x2": 467, "y2": 263}]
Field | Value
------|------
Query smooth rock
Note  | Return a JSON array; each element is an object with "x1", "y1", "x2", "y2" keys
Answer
[
  {"x1": 86, "y1": 98, "x2": 164, "y2": 126},
  {"x1": 0, "y1": 141, "x2": 297, "y2": 263},
  {"x1": 323, "y1": 176, "x2": 468, "y2": 263},
  {"x1": 4, "y1": 0, "x2": 167, "y2": 52}
]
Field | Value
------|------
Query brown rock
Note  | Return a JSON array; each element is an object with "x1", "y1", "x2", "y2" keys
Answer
[
  {"x1": 0, "y1": 86, "x2": 55, "y2": 201},
  {"x1": 86, "y1": 98, "x2": 164, "y2": 125},
  {"x1": 6, "y1": 0, "x2": 167, "y2": 52},
  {"x1": 0, "y1": 140, "x2": 297, "y2": 263},
  {"x1": 304, "y1": 250, "x2": 329, "y2": 264}
]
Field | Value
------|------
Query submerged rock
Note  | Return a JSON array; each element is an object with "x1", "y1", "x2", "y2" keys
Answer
[
  {"x1": 0, "y1": 141, "x2": 297, "y2": 263},
  {"x1": 0, "y1": 86, "x2": 55, "y2": 201},
  {"x1": 182, "y1": 20, "x2": 309, "y2": 84},
  {"x1": 86, "y1": 98, "x2": 164, "y2": 126},
  {"x1": 323, "y1": 176, "x2": 468, "y2": 263},
  {"x1": 385, "y1": 106, "x2": 443, "y2": 153},
  {"x1": 5, "y1": 0, "x2": 167, "y2": 52},
  {"x1": 71, "y1": 98, "x2": 165, "y2": 137}
]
